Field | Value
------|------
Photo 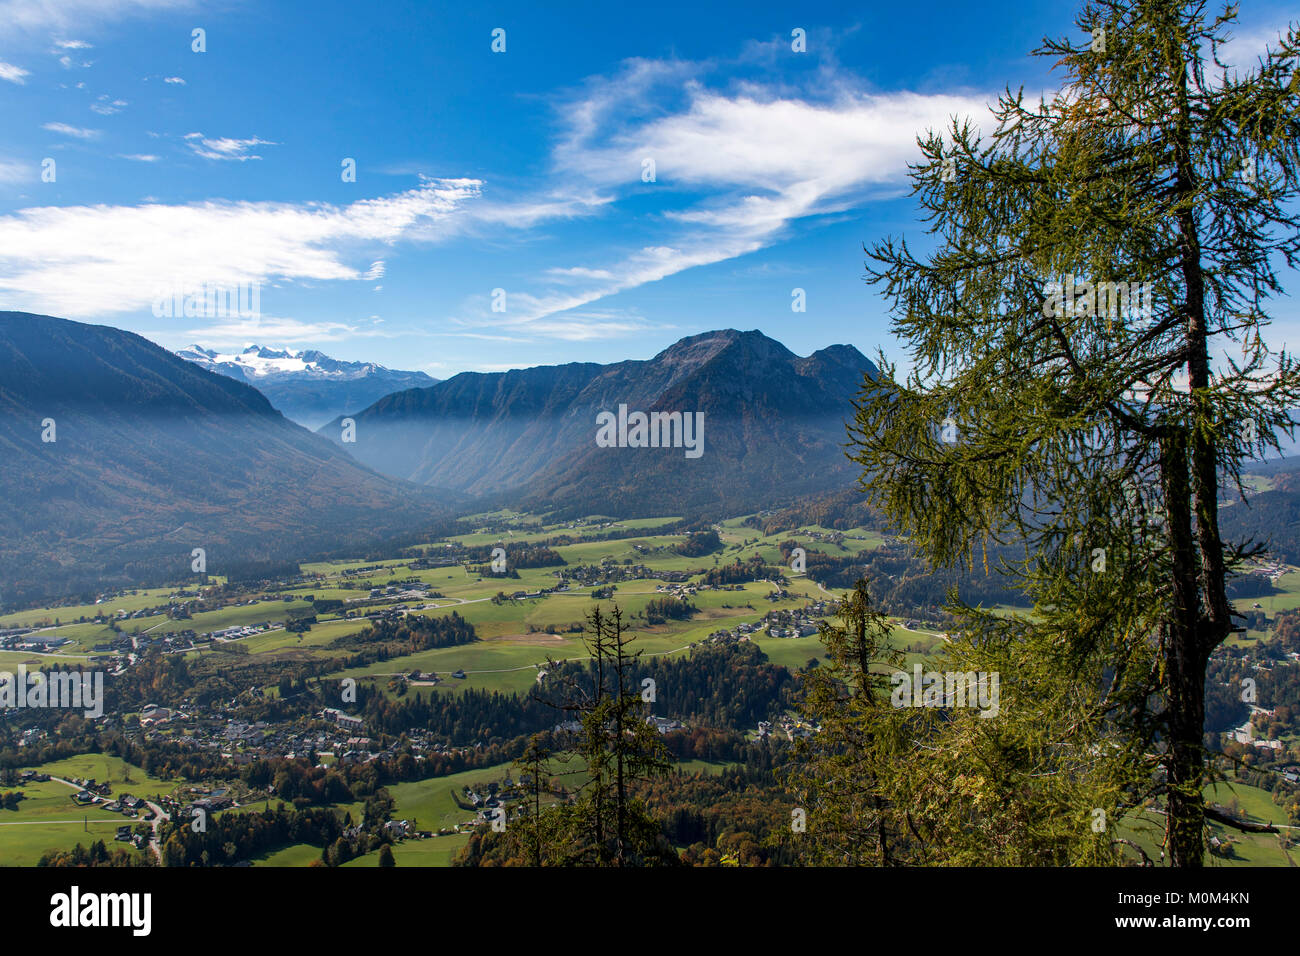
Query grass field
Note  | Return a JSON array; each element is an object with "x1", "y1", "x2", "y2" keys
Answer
[
  {"x1": 0, "y1": 649, "x2": 92, "y2": 670},
  {"x1": 340, "y1": 832, "x2": 471, "y2": 866},
  {"x1": 385, "y1": 761, "x2": 517, "y2": 831},
  {"x1": 1113, "y1": 777, "x2": 1297, "y2": 867},
  {"x1": 0, "y1": 587, "x2": 177, "y2": 630},
  {"x1": 0, "y1": 779, "x2": 150, "y2": 866},
  {"x1": 243, "y1": 758, "x2": 543, "y2": 867},
  {"x1": 3, "y1": 514, "x2": 885, "y2": 698},
  {"x1": 252, "y1": 843, "x2": 325, "y2": 866},
  {"x1": 1233, "y1": 567, "x2": 1300, "y2": 618},
  {"x1": 0, "y1": 754, "x2": 174, "y2": 866}
]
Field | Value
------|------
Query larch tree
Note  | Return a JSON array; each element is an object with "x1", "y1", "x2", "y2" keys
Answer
[
  {"x1": 848, "y1": 0, "x2": 1300, "y2": 866},
  {"x1": 787, "y1": 581, "x2": 920, "y2": 865}
]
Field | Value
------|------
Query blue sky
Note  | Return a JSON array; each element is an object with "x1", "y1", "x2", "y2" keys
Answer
[{"x1": 0, "y1": 0, "x2": 1295, "y2": 376}]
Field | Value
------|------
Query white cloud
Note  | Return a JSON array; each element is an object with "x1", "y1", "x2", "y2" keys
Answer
[
  {"x1": 465, "y1": 190, "x2": 613, "y2": 228},
  {"x1": 9, "y1": 44, "x2": 1003, "y2": 347},
  {"x1": 119, "y1": 153, "x2": 159, "y2": 162},
  {"x1": 182, "y1": 316, "x2": 362, "y2": 347},
  {"x1": 1215, "y1": 22, "x2": 1296, "y2": 71},
  {"x1": 91, "y1": 96, "x2": 128, "y2": 115},
  {"x1": 523, "y1": 311, "x2": 653, "y2": 341},
  {"x1": 43, "y1": 121, "x2": 100, "y2": 138},
  {"x1": 474, "y1": 58, "x2": 992, "y2": 332},
  {"x1": 428, "y1": 331, "x2": 534, "y2": 343},
  {"x1": 0, "y1": 60, "x2": 29, "y2": 83},
  {"x1": 0, "y1": 179, "x2": 483, "y2": 318},
  {"x1": 546, "y1": 266, "x2": 616, "y2": 281},
  {"x1": 163, "y1": 75, "x2": 184, "y2": 84},
  {"x1": 0, "y1": 0, "x2": 194, "y2": 38},
  {"x1": 184, "y1": 132, "x2": 277, "y2": 161},
  {"x1": 52, "y1": 39, "x2": 92, "y2": 50}
]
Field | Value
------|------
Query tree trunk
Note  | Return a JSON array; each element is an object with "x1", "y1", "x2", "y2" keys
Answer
[{"x1": 1160, "y1": 426, "x2": 1206, "y2": 867}]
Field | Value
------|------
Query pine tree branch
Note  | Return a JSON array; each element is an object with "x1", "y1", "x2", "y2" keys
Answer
[{"x1": 1203, "y1": 805, "x2": 1278, "y2": 834}]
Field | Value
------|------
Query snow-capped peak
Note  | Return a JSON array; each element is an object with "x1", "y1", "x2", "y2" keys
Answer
[{"x1": 176, "y1": 344, "x2": 389, "y2": 379}]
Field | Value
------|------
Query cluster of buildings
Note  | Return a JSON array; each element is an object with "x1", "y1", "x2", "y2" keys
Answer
[
  {"x1": 646, "y1": 715, "x2": 683, "y2": 734},
  {"x1": 0, "y1": 629, "x2": 70, "y2": 652},
  {"x1": 207, "y1": 622, "x2": 281, "y2": 642},
  {"x1": 164, "y1": 710, "x2": 481, "y2": 768},
  {"x1": 113, "y1": 605, "x2": 169, "y2": 622},
  {"x1": 140, "y1": 703, "x2": 183, "y2": 727},
  {"x1": 100, "y1": 792, "x2": 151, "y2": 818},
  {"x1": 760, "y1": 600, "x2": 839, "y2": 638},
  {"x1": 341, "y1": 564, "x2": 388, "y2": 577},
  {"x1": 654, "y1": 579, "x2": 746, "y2": 600},
  {"x1": 1246, "y1": 560, "x2": 1288, "y2": 582},
  {"x1": 68, "y1": 777, "x2": 114, "y2": 804},
  {"x1": 702, "y1": 627, "x2": 755, "y2": 647},
  {"x1": 354, "y1": 578, "x2": 436, "y2": 604},
  {"x1": 698, "y1": 597, "x2": 843, "y2": 643},
  {"x1": 560, "y1": 563, "x2": 691, "y2": 588},
  {"x1": 755, "y1": 715, "x2": 819, "y2": 741},
  {"x1": 321, "y1": 708, "x2": 364, "y2": 733}
]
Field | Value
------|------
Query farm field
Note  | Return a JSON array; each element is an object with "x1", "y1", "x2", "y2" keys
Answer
[
  {"x1": 0, "y1": 755, "x2": 173, "y2": 866},
  {"x1": 1, "y1": 511, "x2": 885, "y2": 666},
  {"x1": 385, "y1": 760, "x2": 518, "y2": 832},
  {"x1": 252, "y1": 843, "x2": 325, "y2": 867},
  {"x1": 1113, "y1": 778, "x2": 1297, "y2": 868},
  {"x1": 8, "y1": 506, "x2": 1288, "y2": 872},
  {"x1": 1232, "y1": 567, "x2": 1300, "y2": 618},
  {"x1": 340, "y1": 832, "x2": 471, "y2": 866},
  {"x1": 0, "y1": 511, "x2": 948, "y2": 709},
  {"x1": 0, "y1": 587, "x2": 178, "y2": 630}
]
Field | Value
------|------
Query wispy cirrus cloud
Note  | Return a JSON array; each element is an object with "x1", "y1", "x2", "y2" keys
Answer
[
  {"x1": 184, "y1": 315, "x2": 368, "y2": 347},
  {"x1": 43, "y1": 121, "x2": 100, "y2": 138},
  {"x1": 449, "y1": 55, "x2": 992, "y2": 336},
  {"x1": 184, "y1": 132, "x2": 277, "y2": 161},
  {"x1": 0, "y1": 0, "x2": 195, "y2": 39},
  {"x1": 0, "y1": 178, "x2": 484, "y2": 318},
  {"x1": 91, "y1": 95, "x2": 128, "y2": 115}
]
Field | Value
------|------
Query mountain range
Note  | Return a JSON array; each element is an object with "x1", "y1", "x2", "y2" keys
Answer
[
  {"x1": 11, "y1": 310, "x2": 1300, "y2": 614},
  {"x1": 321, "y1": 329, "x2": 880, "y2": 518},
  {"x1": 0, "y1": 312, "x2": 451, "y2": 607},
  {"x1": 175, "y1": 344, "x2": 437, "y2": 428},
  {"x1": 1, "y1": 315, "x2": 881, "y2": 608}
]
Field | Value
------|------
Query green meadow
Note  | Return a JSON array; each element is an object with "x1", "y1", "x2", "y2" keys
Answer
[{"x1": 0, "y1": 754, "x2": 174, "y2": 866}]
